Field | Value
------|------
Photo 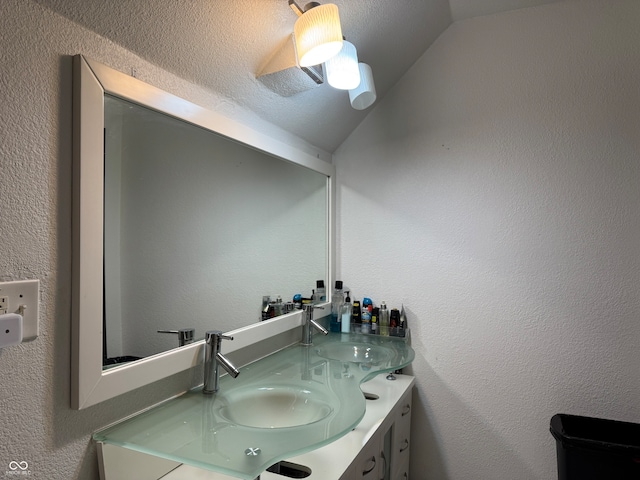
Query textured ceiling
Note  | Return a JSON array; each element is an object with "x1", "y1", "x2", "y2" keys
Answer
[{"x1": 34, "y1": 0, "x2": 565, "y2": 152}]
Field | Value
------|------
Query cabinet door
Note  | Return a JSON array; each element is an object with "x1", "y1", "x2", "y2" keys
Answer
[
  {"x1": 392, "y1": 455, "x2": 410, "y2": 480},
  {"x1": 391, "y1": 390, "x2": 412, "y2": 479},
  {"x1": 354, "y1": 435, "x2": 382, "y2": 480}
]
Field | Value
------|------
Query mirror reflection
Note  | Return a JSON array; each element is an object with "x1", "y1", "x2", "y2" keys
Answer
[{"x1": 102, "y1": 95, "x2": 327, "y2": 367}]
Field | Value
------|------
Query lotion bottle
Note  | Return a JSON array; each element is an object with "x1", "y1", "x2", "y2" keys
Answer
[
  {"x1": 330, "y1": 280, "x2": 344, "y2": 332},
  {"x1": 341, "y1": 291, "x2": 352, "y2": 333}
]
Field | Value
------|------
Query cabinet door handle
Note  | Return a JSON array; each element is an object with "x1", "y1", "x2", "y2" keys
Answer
[
  {"x1": 362, "y1": 456, "x2": 376, "y2": 475},
  {"x1": 401, "y1": 404, "x2": 411, "y2": 416},
  {"x1": 380, "y1": 450, "x2": 387, "y2": 480},
  {"x1": 399, "y1": 438, "x2": 410, "y2": 452},
  {"x1": 402, "y1": 473, "x2": 408, "y2": 479}
]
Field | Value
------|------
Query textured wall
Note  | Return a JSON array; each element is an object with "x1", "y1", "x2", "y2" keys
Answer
[
  {"x1": 334, "y1": 1, "x2": 640, "y2": 479},
  {"x1": 0, "y1": 1, "x2": 326, "y2": 478}
]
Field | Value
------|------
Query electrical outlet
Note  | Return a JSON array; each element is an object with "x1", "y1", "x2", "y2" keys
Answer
[
  {"x1": 0, "y1": 280, "x2": 39, "y2": 341},
  {"x1": 0, "y1": 296, "x2": 7, "y2": 315}
]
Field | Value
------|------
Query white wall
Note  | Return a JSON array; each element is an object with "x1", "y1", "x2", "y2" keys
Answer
[
  {"x1": 0, "y1": 1, "x2": 328, "y2": 478},
  {"x1": 334, "y1": 1, "x2": 640, "y2": 479}
]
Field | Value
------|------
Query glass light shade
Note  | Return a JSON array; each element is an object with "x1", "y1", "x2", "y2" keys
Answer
[
  {"x1": 294, "y1": 4, "x2": 343, "y2": 67},
  {"x1": 325, "y1": 41, "x2": 360, "y2": 90},
  {"x1": 349, "y1": 63, "x2": 376, "y2": 110}
]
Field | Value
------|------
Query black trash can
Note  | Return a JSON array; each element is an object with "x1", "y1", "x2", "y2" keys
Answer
[{"x1": 550, "y1": 413, "x2": 640, "y2": 480}]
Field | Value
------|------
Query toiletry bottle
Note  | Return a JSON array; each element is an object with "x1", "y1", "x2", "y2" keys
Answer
[
  {"x1": 379, "y1": 301, "x2": 389, "y2": 336},
  {"x1": 352, "y1": 300, "x2": 362, "y2": 332},
  {"x1": 363, "y1": 297, "x2": 372, "y2": 309},
  {"x1": 341, "y1": 291, "x2": 352, "y2": 333},
  {"x1": 314, "y1": 280, "x2": 326, "y2": 303},
  {"x1": 361, "y1": 304, "x2": 371, "y2": 334},
  {"x1": 371, "y1": 306, "x2": 379, "y2": 335},
  {"x1": 330, "y1": 280, "x2": 344, "y2": 332},
  {"x1": 261, "y1": 295, "x2": 271, "y2": 321},
  {"x1": 390, "y1": 308, "x2": 400, "y2": 336}
]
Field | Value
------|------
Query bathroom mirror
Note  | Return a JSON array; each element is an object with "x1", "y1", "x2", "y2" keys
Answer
[{"x1": 72, "y1": 56, "x2": 335, "y2": 409}]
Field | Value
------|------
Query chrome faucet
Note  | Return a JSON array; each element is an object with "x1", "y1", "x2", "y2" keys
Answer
[
  {"x1": 203, "y1": 330, "x2": 240, "y2": 394},
  {"x1": 301, "y1": 304, "x2": 329, "y2": 346}
]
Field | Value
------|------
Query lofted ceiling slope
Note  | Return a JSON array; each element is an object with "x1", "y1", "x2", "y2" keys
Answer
[{"x1": 34, "y1": 0, "x2": 565, "y2": 152}]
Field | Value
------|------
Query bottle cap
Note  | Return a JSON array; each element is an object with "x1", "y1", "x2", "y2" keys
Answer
[
  {"x1": 363, "y1": 297, "x2": 372, "y2": 306},
  {"x1": 345, "y1": 291, "x2": 351, "y2": 302},
  {"x1": 335, "y1": 280, "x2": 343, "y2": 289},
  {"x1": 316, "y1": 280, "x2": 325, "y2": 288}
]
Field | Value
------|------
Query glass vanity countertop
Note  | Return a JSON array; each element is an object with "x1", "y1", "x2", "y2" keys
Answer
[{"x1": 93, "y1": 332, "x2": 414, "y2": 480}]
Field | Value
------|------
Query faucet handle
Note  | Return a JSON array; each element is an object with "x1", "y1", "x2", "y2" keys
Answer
[
  {"x1": 303, "y1": 304, "x2": 325, "y2": 312},
  {"x1": 205, "y1": 330, "x2": 234, "y2": 343},
  {"x1": 158, "y1": 328, "x2": 195, "y2": 346}
]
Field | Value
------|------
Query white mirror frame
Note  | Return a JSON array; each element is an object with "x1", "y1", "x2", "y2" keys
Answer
[{"x1": 71, "y1": 55, "x2": 335, "y2": 409}]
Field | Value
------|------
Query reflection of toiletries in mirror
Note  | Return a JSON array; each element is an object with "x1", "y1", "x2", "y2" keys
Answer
[
  {"x1": 314, "y1": 280, "x2": 326, "y2": 303},
  {"x1": 261, "y1": 296, "x2": 271, "y2": 321},
  {"x1": 330, "y1": 281, "x2": 344, "y2": 332},
  {"x1": 274, "y1": 295, "x2": 284, "y2": 316},
  {"x1": 379, "y1": 301, "x2": 389, "y2": 336},
  {"x1": 293, "y1": 294, "x2": 302, "y2": 310},
  {"x1": 341, "y1": 291, "x2": 352, "y2": 333}
]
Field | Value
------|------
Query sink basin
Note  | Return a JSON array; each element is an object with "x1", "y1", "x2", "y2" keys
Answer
[
  {"x1": 94, "y1": 333, "x2": 414, "y2": 480},
  {"x1": 217, "y1": 385, "x2": 334, "y2": 429},
  {"x1": 315, "y1": 342, "x2": 394, "y2": 365}
]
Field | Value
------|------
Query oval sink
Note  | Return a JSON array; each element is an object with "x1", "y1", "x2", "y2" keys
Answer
[
  {"x1": 315, "y1": 342, "x2": 394, "y2": 365},
  {"x1": 217, "y1": 386, "x2": 334, "y2": 429}
]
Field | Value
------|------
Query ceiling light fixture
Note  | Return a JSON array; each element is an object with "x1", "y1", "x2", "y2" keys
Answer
[
  {"x1": 324, "y1": 40, "x2": 360, "y2": 90},
  {"x1": 290, "y1": 1, "x2": 343, "y2": 67},
  {"x1": 278, "y1": 1, "x2": 377, "y2": 110},
  {"x1": 349, "y1": 63, "x2": 376, "y2": 110}
]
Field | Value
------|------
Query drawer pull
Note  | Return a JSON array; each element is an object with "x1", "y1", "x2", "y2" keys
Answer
[
  {"x1": 362, "y1": 456, "x2": 376, "y2": 475},
  {"x1": 399, "y1": 439, "x2": 410, "y2": 452},
  {"x1": 401, "y1": 404, "x2": 411, "y2": 416}
]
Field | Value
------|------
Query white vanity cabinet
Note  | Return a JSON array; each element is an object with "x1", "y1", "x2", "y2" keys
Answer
[
  {"x1": 344, "y1": 380, "x2": 413, "y2": 480},
  {"x1": 97, "y1": 373, "x2": 414, "y2": 480},
  {"x1": 391, "y1": 388, "x2": 412, "y2": 480}
]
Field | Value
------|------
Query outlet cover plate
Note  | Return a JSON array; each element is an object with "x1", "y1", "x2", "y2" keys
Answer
[{"x1": 0, "y1": 280, "x2": 39, "y2": 341}]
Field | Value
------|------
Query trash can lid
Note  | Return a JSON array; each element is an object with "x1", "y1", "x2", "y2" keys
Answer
[{"x1": 550, "y1": 414, "x2": 640, "y2": 456}]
